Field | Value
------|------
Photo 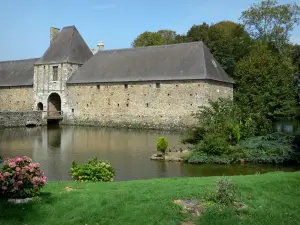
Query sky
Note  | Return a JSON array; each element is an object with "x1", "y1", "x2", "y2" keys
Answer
[{"x1": 0, "y1": 0, "x2": 299, "y2": 61}]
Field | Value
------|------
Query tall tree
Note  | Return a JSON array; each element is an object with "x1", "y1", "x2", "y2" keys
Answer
[
  {"x1": 208, "y1": 21, "x2": 252, "y2": 77},
  {"x1": 186, "y1": 23, "x2": 210, "y2": 43},
  {"x1": 240, "y1": 0, "x2": 300, "y2": 51},
  {"x1": 234, "y1": 44, "x2": 297, "y2": 126},
  {"x1": 291, "y1": 44, "x2": 300, "y2": 71}
]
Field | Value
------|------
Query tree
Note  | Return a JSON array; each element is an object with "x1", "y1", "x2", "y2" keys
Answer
[
  {"x1": 132, "y1": 30, "x2": 177, "y2": 47},
  {"x1": 291, "y1": 44, "x2": 300, "y2": 71},
  {"x1": 240, "y1": 0, "x2": 300, "y2": 51},
  {"x1": 186, "y1": 23, "x2": 210, "y2": 43},
  {"x1": 157, "y1": 30, "x2": 177, "y2": 45},
  {"x1": 208, "y1": 21, "x2": 252, "y2": 77},
  {"x1": 234, "y1": 44, "x2": 297, "y2": 130}
]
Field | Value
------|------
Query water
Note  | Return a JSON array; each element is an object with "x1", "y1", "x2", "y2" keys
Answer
[{"x1": 0, "y1": 126, "x2": 299, "y2": 181}]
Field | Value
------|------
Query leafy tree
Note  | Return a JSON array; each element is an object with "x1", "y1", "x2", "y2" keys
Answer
[
  {"x1": 208, "y1": 21, "x2": 252, "y2": 76},
  {"x1": 186, "y1": 23, "x2": 210, "y2": 43},
  {"x1": 132, "y1": 30, "x2": 177, "y2": 47},
  {"x1": 132, "y1": 31, "x2": 164, "y2": 47},
  {"x1": 234, "y1": 44, "x2": 297, "y2": 126},
  {"x1": 240, "y1": 0, "x2": 300, "y2": 51},
  {"x1": 157, "y1": 30, "x2": 177, "y2": 45},
  {"x1": 291, "y1": 44, "x2": 300, "y2": 71},
  {"x1": 182, "y1": 98, "x2": 256, "y2": 146}
]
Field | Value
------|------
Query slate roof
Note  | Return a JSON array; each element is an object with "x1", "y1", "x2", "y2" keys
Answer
[
  {"x1": 35, "y1": 26, "x2": 93, "y2": 65},
  {"x1": 67, "y1": 41, "x2": 234, "y2": 85},
  {"x1": 0, "y1": 58, "x2": 39, "y2": 87}
]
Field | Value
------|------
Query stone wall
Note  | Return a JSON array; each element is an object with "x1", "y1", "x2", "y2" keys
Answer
[
  {"x1": 33, "y1": 63, "x2": 79, "y2": 115},
  {"x1": 65, "y1": 80, "x2": 233, "y2": 129},
  {"x1": 0, "y1": 111, "x2": 44, "y2": 127},
  {"x1": 0, "y1": 87, "x2": 34, "y2": 111}
]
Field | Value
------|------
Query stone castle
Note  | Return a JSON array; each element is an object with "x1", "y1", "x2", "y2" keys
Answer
[{"x1": 0, "y1": 26, "x2": 233, "y2": 129}]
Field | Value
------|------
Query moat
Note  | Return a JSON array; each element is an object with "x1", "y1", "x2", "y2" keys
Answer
[{"x1": 0, "y1": 125, "x2": 299, "y2": 181}]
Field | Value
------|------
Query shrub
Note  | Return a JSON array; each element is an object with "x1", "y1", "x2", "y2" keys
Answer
[
  {"x1": 237, "y1": 132, "x2": 299, "y2": 163},
  {"x1": 195, "y1": 134, "x2": 231, "y2": 156},
  {"x1": 71, "y1": 157, "x2": 115, "y2": 182},
  {"x1": 156, "y1": 136, "x2": 168, "y2": 154},
  {"x1": 211, "y1": 178, "x2": 239, "y2": 205},
  {"x1": 0, "y1": 156, "x2": 47, "y2": 198}
]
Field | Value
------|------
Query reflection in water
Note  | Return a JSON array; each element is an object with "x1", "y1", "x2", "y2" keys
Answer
[{"x1": 0, "y1": 126, "x2": 299, "y2": 181}]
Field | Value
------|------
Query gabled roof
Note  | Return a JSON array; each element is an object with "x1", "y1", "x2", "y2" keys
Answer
[
  {"x1": 67, "y1": 42, "x2": 234, "y2": 85},
  {"x1": 35, "y1": 26, "x2": 93, "y2": 65},
  {"x1": 0, "y1": 58, "x2": 39, "y2": 87}
]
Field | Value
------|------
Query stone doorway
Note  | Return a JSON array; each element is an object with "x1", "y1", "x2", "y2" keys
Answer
[
  {"x1": 37, "y1": 102, "x2": 44, "y2": 111},
  {"x1": 47, "y1": 93, "x2": 61, "y2": 117}
]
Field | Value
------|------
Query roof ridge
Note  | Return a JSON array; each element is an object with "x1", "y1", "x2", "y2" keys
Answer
[
  {"x1": 95, "y1": 41, "x2": 204, "y2": 54},
  {"x1": 0, "y1": 58, "x2": 40, "y2": 63}
]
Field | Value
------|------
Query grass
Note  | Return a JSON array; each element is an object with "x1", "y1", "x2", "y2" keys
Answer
[{"x1": 0, "y1": 171, "x2": 300, "y2": 225}]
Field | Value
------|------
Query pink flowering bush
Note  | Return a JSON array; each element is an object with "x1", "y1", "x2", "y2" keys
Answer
[{"x1": 0, "y1": 156, "x2": 47, "y2": 198}]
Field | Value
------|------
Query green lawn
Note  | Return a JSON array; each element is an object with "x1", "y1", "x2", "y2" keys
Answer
[{"x1": 0, "y1": 172, "x2": 300, "y2": 225}]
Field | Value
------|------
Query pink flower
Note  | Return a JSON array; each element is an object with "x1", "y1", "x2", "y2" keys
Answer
[
  {"x1": 23, "y1": 156, "x2": 32, "y2": 163},
  {"x1": 15, "y1": 157, "x2": 23, "y2": 163},
  {"x1": 2, "y1": 186, "x2": 7, "y2": 190},
  {"x1": 3, "y1": 172, "x2": 11, "y2": 177},
  {"x1": 33, "y1": 163, "x2": 40, "y2": 168},
  {"x1": 16, "y1": 167, "x2": 21, "y2": 172},
  {"x1": 9, "y1": 162, "x2": 16, "y2": 168}
]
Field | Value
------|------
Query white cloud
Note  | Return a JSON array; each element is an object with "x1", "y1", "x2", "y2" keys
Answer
[{"x1": 92, "y1": 4, "x2": 116, "y2": 11}]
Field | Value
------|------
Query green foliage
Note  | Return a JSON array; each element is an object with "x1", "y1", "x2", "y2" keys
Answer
[
  {"x1": 0, "y1": 156, "x2": 2, "y2": 163},
  {"x1": 207, "y1": 21, "x2": 252, "y2": 76},
  {"x1": 183, "y1": 98, "x2": 256, "y2": 148},
  {"x1": 291, "y1": 44, "x2": 300, "y2": 71},
  {"x1": 236, "y1": 132, "x2": 300, "y2": 163},
  {"x1": 186, "y1": 23, "x2": 210, "y2": 43},
  {"x1": 186, "y1": 153, "x2": 232, "y2": 164},
  {"x1": 195, "y1": 134, "x2": 231, "y2": 156},
  {"x1": 208, "y1": 178, "x2": 239, "y2": 206},
  {"x1": 187, "y1": 132, "x2": 300, "y2": 164},
  {"x1": 234, "y1": 44, "x2": 297, "y2": 121},
  {"x1": 71, "y1": 157, "x2": 115, "y2": 182},
  {"x1": 240, "y1": 0, "x2": 300, "y2": 51},
  {"x1": 132, "y1": 30, "x2": 177, "y2": 47},
  {"x1": 156, "y1": 136, "x2": 168, "y2": 154}
]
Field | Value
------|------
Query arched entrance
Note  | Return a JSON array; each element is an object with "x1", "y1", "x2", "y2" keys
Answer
[
  {"x1": 47, "y1": 93, "x2": 61, "y2": 117},
  {"x1": 37, "y1": 102, "x2": 43, "y2": 111}
]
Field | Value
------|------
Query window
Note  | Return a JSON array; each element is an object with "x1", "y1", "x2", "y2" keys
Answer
[
  {"x1": 97, "y1": 85, "x2": 100, "y2": 89},
  {"x1": 53, "y1": 66, "x2": 58, "y2": 81},
  {"x1": 124, "y1": 84, "x2": 128, "y2": 89},
  {"x1": 156, "y1": 83, "x2": 160, "y2": 88}
]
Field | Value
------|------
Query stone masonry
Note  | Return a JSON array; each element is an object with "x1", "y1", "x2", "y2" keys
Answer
[
  {"x1": 65, "y1": 80, "x2": 233, "y2": 129},
  {"x1": 33, "y1": 63, "x2": 80, "y2": 119},
  {"x1": 0, "y1": 111, "x2": 44, "y2": 127},
  {"x1": 0, "y1": 87, "x2": 34, "y2": 111}
]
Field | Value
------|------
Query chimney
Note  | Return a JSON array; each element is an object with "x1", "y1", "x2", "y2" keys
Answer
[
  {"x1": 50, "y1": 27, "x2": 60, "y2": 44},
  {"x1": 97, "y1": 41, "x2": 104, "y2": 51}
]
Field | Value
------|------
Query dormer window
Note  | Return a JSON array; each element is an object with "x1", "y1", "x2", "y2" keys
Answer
[{"x1": 53, "y1": 66, "x2": 58, "y2": 81}]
